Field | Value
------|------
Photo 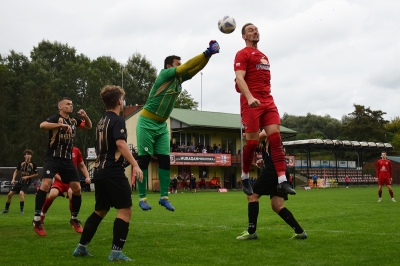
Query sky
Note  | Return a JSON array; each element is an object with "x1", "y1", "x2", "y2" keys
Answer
[{"x1": 1, "y1": 0, "x2": 399, "y2": 121}]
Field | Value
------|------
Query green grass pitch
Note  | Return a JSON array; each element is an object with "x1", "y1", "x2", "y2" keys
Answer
[{"x1": 0, "y1": 186, "x2": 399, "y2": 266}]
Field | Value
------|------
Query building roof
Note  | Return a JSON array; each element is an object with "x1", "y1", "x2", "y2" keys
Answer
[
  {"x1": 387, "y1": 156, "x2": 400, "y2": 164},
  {"x1": 283, "y1": 139, "x2": 393, "y2": 152},
  {"x1": 169, "y1": 108, "x2": 297, "y2": 138}
]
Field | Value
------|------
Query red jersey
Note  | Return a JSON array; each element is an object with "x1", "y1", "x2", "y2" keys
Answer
[
  {"x1": 71, "y1": 147, "x2": 84, "y2": 169},
  {"x1": 234, "y1": 47, "x2": 271, "y2": 95},
  {"x1": 376, "y1": 159, "x2": 391, "y2": 179}
]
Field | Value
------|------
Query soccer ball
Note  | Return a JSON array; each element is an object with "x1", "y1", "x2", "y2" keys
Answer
[{"x1": 218, "y1": 16, "x2": 236, "y2": 34}]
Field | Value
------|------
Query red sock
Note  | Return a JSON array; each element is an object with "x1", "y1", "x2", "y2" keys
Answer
[
  {"x1": 267, "y1": 132, "x2": 286, "y2": 175},
  {"x1": 378, "y1": 190, "x2": 382, "y2": 198},
  {"x1": 42, "y1": 197, "x2": 54, "y2": 214},
  {"x1": 242, "y1": 140, "x2": 258, "y2": 174},
  {"x1": 389, "y1": 189, "x2": 394, "y2": 198}
]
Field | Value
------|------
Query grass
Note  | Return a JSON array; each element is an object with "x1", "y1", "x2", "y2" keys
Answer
[{"x1": 0, "y1": 186, "x2": 399, "y2": 266}]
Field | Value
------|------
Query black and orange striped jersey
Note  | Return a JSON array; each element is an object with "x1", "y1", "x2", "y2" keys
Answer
[
  {"x1": 16, "y1": 161, "x2": 38, "y2": 185},
  {"x1": 94, "y1": 111, "x2": 127, "y2": 173},
  {"x1": 45, "y1": 114, "x2": 83, "y2": 159}
]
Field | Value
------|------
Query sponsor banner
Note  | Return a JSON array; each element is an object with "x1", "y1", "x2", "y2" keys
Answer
[
  {"x1": 86, "y1": 148, "x2": 96, "y2": 160},
  {"x1": 285, "y1": 156, "x2": 295, "y2": 167},
  {"x1": 170, "y1": 153, "x2": 231, "y2": 166}
]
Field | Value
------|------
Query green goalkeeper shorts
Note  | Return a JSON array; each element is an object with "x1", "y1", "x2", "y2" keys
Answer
[{"x1": 136, "y1": 115, "x2": 170, "y2": 156}]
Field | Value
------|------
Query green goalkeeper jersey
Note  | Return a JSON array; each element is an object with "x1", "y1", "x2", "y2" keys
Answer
[{"x1": 143, "y1": 67, "x2": 190, "y2": 120}]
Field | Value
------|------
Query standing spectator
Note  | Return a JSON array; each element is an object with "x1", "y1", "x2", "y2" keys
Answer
[
  {"x1": 190, "y1": 174, "x2": 197, "y2": 193},
  {"x1": 376, "y1": 151, "x2": 396, "y2": 202},
  {"x1": 1, "y1": 149, "x2": 38, "y2": 214},
  {"x1": 345, "y1": 175, "x2": 350, "y2": 188},
  {"x1": 234, "y1": 23, "x2": 294, "y2": 196},
  {"x1": 312, "y1": 174, "x2": 318, "y2": 189},
  {"x1": 189, "y1": 143, "x2": 195, "y2": 153},
  {"x1": 73, "y1": 85, "x2": 143, "y2": 261},
  {"x1": 217, "y1": 144, "x2": 222, "y2": 154},
  {"x1": 171, "y1": 174, "x2": 178, "y2": 194}
]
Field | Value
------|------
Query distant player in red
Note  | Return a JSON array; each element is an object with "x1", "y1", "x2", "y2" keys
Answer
[
  {"x1": 376, "y1": 151, "x2": 396, "y2": 202},
  {"x1": 234, "y1": 23, "x2": 295, "y2": 196},
  {"x1": 41, "y1": 147, "x2": 91, "y2": 232}
]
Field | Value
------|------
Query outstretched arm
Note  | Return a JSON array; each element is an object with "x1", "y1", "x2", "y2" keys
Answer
[{"x1": 176, "y1": 40, "x2": 219, "y2": 79}]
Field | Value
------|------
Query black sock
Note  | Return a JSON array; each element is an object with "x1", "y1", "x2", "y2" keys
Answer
[
  {"x1": 248, "y1": 202, "x2": 259, "y2": 234},
  {"x1": 79, "y1": 212, "x2": 103, "y2": 246},
  {"x1": 5, "y1": 202, "x2": 10, "y2": 210},
  {"x1": 20, "y1": 201, "x2": 24, "y2": 211},
  {"x1": 35, "y1": 189, "x2": 47, "y2": 216},
  {"x1": 71, "y1": 194, "x2": 82, "y2": 217},
  {"x1": 112, "y1": 218, "x2": 129, "y2": 251},
  {"x1": 278, "y1": 207, "x2": 304, "y2": 234}
]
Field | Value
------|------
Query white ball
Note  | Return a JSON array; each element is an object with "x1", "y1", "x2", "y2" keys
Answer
[{"x1": 218, "y1": 16, "x2": 236, "y2": 34}]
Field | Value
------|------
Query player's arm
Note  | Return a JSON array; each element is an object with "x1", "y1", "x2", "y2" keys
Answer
[
  {"x1": 11, "y1": 169, "x2": 18, "y2": 184},
  {"x1": 235, "y1": 70, "x2": 260, "y2": 107},
  {"x1": 77, "y1": 109, "x2": 92, "y2": 130},
  {"x1": 176, "y1": 41, "x2": 219, "y2": 79},
  {"x1": 40, "y1": 121, "x2": 72, "y2": 133},
  {"x1": 22, "y1": 172, "x2": 38, "y2": 180},
  {"x1": 116, "y1": 139, "x2": 143, "y2": 183},
  {"x1": 78, "y1": 161, "x2": 91, "y2": 184}
]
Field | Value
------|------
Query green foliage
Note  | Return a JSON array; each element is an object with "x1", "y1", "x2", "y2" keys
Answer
[
  {"x1": 174, "y1": 89, "x2": 198, "y2": 109},
  {"x1": 341, "y1": 104, "x2": 389, "y2": 142},
  {"x1": 0, "y1": 188, "x2": 399, "y2": 266}
]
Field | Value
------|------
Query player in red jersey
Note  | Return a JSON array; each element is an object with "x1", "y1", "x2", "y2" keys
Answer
[
  {"x1": 40, "y1": 147, "x2": 91, "y2": 232},
  {"x1": 376, "y1": 151, "x2": 396, "y2": 202},
  {"x1": 234, "y1": 23, "x2": 295, "y2": 196}
]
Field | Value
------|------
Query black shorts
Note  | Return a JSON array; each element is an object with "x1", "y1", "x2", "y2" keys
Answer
[
  {"x1": 252, "y1": 167, "x2": 288, "y2": 200},
  {"x1": 190, "y1": 183, "x2": 196, "y2": 189},
  {"x1": 313, "y1": 181, "x2": 317, "y2": 185},
  {"x1": 94, "y1": 169, "x2": 132, "y2": 211},
  {"x1": 43, "y1": 157, "x2": 79, "y2": 184},
  {"x1": 172, "y1": 184, "x2": 177, "y2": 189},
  {"x1": 11, "y1": 183, "x2": 30, "y2": 194}
]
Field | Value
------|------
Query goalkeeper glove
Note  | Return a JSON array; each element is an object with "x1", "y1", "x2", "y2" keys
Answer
[{"x1": 203, "y1": 40, "x2": 220, "y2": 58}]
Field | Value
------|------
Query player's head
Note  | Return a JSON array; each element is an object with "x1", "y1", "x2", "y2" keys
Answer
[
  {"x1": 242, "y1": 23, "x2": 259, "y2": 44},
  {"x1": 58, "y1": 97, "x2": 73, "y2": 115},
  {"x1": 164, "y1": 55, "x2": 181, "y2": 69},
  {"x1": 381, "y1": 151, "x2": 387, "y2": 159},
  {"x1": 23, "y1": 149, "x2": 33, "y2": 160},
  {"x1": 100, "y1": 85, "x2": 126, "y2": 112}
]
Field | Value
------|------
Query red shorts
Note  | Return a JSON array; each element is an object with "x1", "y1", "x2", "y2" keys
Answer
[
  {"x1": 51, "y1": 179, "x2": 70, "y2": 197},
  {"x1": 378, "y1": 177, "x2": 391, "y2": 186},
  {"x1": 240, "y1": 94, "x2": 280, "y2": 133}
]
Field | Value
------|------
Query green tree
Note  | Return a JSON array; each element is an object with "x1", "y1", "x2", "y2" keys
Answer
[
  {"x1": 174, "y1": 89, "x2": 198, "y2": 109},
  {"x1": 341, "y1": 104, "x2": 388, "y2": 142}
]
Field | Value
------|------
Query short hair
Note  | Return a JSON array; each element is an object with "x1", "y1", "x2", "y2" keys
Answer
[
  {"x1": 58, "y1": 97, "x2": 72, "y2": 104},
  {"x1": 100, "y1": 85, "x2": 125, "y2": 109},
  {"x1": 241, "y1": 23, "x2": 254, "y2": 35},
  {"x1": 164, "y1": 55, "x2": 181, "y2": 69},
  {"x1": 23, "y1": 149, "x2": 33, "y2": 156}
]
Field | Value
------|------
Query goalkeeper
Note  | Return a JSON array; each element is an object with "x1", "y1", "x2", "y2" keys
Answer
[{"x1": 136, "y1": 40, "x2": 220, "y2": 211}]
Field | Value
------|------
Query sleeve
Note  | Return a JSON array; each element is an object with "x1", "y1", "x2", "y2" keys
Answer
[
  {"x1": 46, "y1": 115, "x2": 59, "y2": 123},
  {"x1": 16, "y1": 162, "x2": 22, "y2": 171},
  {"x1": 234, "y1": 50, "x2": 248, "y2": 71},
  {"x1": 32, "y1": 163, "x2": 38, "y2": 174},
  {"x1": 77, "y1": 118, "x2": 85, "y2": 128},
  {"x1": 112, "y1": 118, "x2": 127, "y2": 142},
  {"x1": 76, "y1": 149, "x2": 84, "y2": 164}
]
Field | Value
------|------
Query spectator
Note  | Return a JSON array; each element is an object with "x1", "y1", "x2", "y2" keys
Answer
[
  {"x1": 190, "y1": 174, "x2": 197, "y2": 193},
  {"x1": 312, "y1": 174, "x2": 318, "y2": 189},
  {"x1": 217, "y1": 144, "x2": 222, "y2": 154},
  {"x1": 200, "y1": 177, "x2": 206, "y2": 189},
  {"x1": 202, "y1": 147, "x2": 208, "y2": 153},
  {"x1": 213, "y1": 143, "x2": 218, "y2": 153},
  {"x1": 345, "y1": 175, "x2": 350, "y2": 188},
  {"x1": 210, "y1": 177, "x2": 217, "y2": 189},
  {"x1": 189, "y1": 143, "x2": 195, "y2": 153},
  {"x1": 171, "y1": 175, "x2": 178, "y2": 194}
]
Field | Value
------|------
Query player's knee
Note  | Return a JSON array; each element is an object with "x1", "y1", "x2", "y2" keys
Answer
[
  {"x1": 245, "y1": 139, "x2": 258, "y2": 151},
  {"x1": 157, "y1": 154, "x2": 170, "y2": 170},
  {"x1": 248, "y1": 194, "x2": 260, "y2": 202},
  {"x1": 138, "y1": 155, "x2": 151, "y2": 170}
]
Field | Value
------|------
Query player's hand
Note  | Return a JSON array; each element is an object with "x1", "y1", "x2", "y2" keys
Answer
[
  {"x1": 134, "y1": 166, "x2": 143, "y2": 183},
  {"x1": 203, "y1": 40, "x2": 220, "y2": 58},
  {"x1": 247, "y1": 96, "x2": 260, "y2": 108},
  {"x1": 85, "y1": 177, "x2": 91, "y2": 184},
  {"x1": 256, "y1": 159, "x2": 264, "y2": 168},
  {"x1": 60, "y1": 124, "x2": 72, "y2": 133},
  {"x1": 11, "y1": 180, "x2": 15, "y2": 185},
  {"x1": 77, "y1": 109, "x2": 87, "y2": 118}
]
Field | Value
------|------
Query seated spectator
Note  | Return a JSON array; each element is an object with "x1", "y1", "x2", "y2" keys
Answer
[
  {"x1": 208, "y1": 145, "x2": 213, "y2": 153},
  {"x1": 202, "y1": 147, "x2": 207, "y2": 153},
  {"x1": 210, "y1": 177, "x2": 217, "y2": 189},
  {"x1": 200, "y1": 177, "x2": 206, "y2": 189},
  {"x1": 217, "y1": 144, "x2": 222, "y2": 154},
  {"x1": 171, "y1": 141, "x2": 178, "y2": 152},
  {"x1": 189, "y1": 143, "x2": 195, "y2": 153},
  {"x1": 213, "y1": 143, "x2": 218, "y2": 153}
]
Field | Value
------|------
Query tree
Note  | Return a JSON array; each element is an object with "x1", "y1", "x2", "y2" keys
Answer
[
  {"x1": 174, "y1": 89, "x2": 198, "y2": 109},
  {"x1": 341, "y1": 104, "x2": 388, "y2": 142},
  {"x1": 123, "y1": 53, "x2": 157, "y2": 106}
]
